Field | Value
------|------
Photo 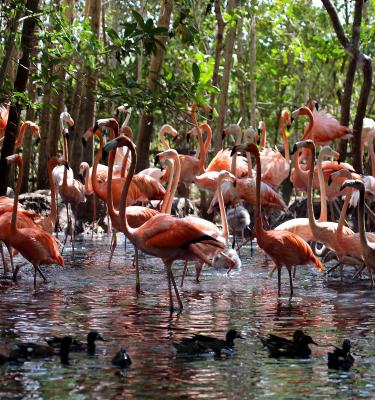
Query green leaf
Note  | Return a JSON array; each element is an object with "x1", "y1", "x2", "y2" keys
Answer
[
  {"x1": 132, "y1": 10, "x2": 145, "y2": 28},
  {"x1": 192, "y1": 62, "x2": 200, "y2": 83},
  {"x1": 145, "y1": 18, "x2": 154, "y2": 33}
]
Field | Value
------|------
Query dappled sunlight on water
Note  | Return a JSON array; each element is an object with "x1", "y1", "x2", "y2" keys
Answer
[{"x1": 1, "y1": 234, "x2": 375, "y2": 399}]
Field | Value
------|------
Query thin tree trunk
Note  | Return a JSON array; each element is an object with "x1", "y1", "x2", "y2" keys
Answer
[
  {"x1": 214, "y1": 0, "x2": 240, "y2": 152},
  {"x1": 0, "y1": 9, "x2": 22, "y2": 94},
  {"x1": 322, "y1": 0, "x2": 372, "y2": 174},
  {"x1": 0, "y1": 0, "x2": 40, "y2": 195},
  {"x1": 236, "y1": 19, "x2": 246, "y2": 125},
  {"x1": 248, "y1": 13, "x2": 256, "y2": 129},
  {"x1": 209, "y1": 0, "x2": 225, "y2": 108},
  {"x1": 136, "y1": 0, "x2": 173, "y2": 172}
]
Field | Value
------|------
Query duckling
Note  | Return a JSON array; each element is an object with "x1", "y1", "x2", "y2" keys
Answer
[
  {"x1": 227, "y1": 205, "x2": 251, "y2": 252},
  {"x1": 261, "y1": 330, "x2": 305, "y2": 348},
  {"x1": 45, "y1": 331, "x2": 105, "y2": 355},
  {"x1": 261, "y1": 331, "x2": 317, "y2": 358},
  {"x1": 174, "y1": 329, "x2": 243, "y2": 357},
  {"x1": 112, "y1": 348, "x2": 132, "y2": 368},
  {"x1": 328, "y1": 339, "x2": 354, "y2": 371}
]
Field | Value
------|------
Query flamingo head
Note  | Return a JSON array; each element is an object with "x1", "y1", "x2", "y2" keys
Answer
[
  {"x1": 103, "y1": 135, "x2": 134, "y2": 153},
  {"x1": 319, "y1": 145, "x2": 340, "y2": 163},
  {"x1": 49, "y1": 156, "x2": 69, "y2": 170},
  {"x1": 291, "y1": 106, "x2": 312, "y2": 123},
  {"x1": 258, "y1": 120, "x2": 266, "y2": 134},
  {"x1": 60, "y1": 112, "x2": 74, "y2": 127},
  {"x1": 281, "y1": 110, "x2": 292, "y2": 128},
  {"x1": 6, "y1": 153, "x2": 22, "y2": 168},
  {"x1": 160, "y1": 123, "x2": 178, "y2": 138},
  {"x1": 292, "y1": 139, "x2": 315, "y2": 155},
  {"x1": 328, "y1": 169, "x2": 353, "y2": 189},
  {"x1": 340, "y1": 179, "x2": 364, "y2": 194},
  {"x1": 120, "y1": 125, "x2": 133, "y2": 139},
  {"x1": 230, "y1": 143, "x2": 257, "y2": 157},
  {"x1": 306, "y1": 99, "x2": 319, "y2": 111},
  {"x1": 115, "y1": 103, "x2": 130, "y2": 116},
  {"x1": 243, "y1": 127, "x2": 259, "y2": 145}
]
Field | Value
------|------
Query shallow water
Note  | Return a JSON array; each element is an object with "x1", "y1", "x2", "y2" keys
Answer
[{"x1": 1, "y1": 234, "x2": 375, "y2": 399}]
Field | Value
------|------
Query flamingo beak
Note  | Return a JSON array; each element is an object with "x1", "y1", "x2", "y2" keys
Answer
[
  {"x1": 103, "y1": 137, "x2": 120, "y2": 152},
  {"x1": 291, "y1": 143, "x2": 298, "y2": 155},
  {"x1": 35, "y1": 137, "x2": 41, "y2": 145},
  {"x1": 186, "y1": 132, "x2": 190, "y2": 143},
  {"x1": 230, "y1": 145, "x2": 239, "y2": 157},
  {"x1": 328, "y1": 176, "x2": 332, "y2": 186},
  {"x1": 337, "y1": 155, "x2": 342, "y2": 164},
  {"x1": 64, "y1": 128, "x2": 70, "y2": 141},
  {"x1": 78, "y1": 173, "x2": 84, "y2": 183},
  {"x1": 221, "y1": 131, "x2": 226, "y2": 141},
  {"x1": 172, "y1": 135, "x2": 178, "y2": 143},
  {"x1": 256, "y1": 136, "x2": 260, "y2": 145}
]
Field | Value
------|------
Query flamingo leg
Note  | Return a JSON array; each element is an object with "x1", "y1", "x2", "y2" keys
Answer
[
  {"x1": 165, "y1": 261, "x2": 182, "y2": 311},
  {"x1": 7, "y1": 244, "x2": 14, "y2": 272},
  {"x1": 293, "y1": 266, "x2": 297, "y2": 279},
  {"x1": 323, "y1": 262, "x2": 341, "y2": 276},
  {"x1": 135, "y1": 247, "x2": 140, "y2": 293},
  {"x1": 277, "y1": 267, "x2": 281, "y2": 295},
  {"x1": 70, "y1": 205, "x2": 75, "y2": 259},
  {"x1": 36, "y1": 266, "x2": 47, "y2": 282},
  {"x1": 288, "y1": 268, "x2": 293, "y2": 297},
  {"x1": 181, "y1": 260, "x2": 188, "y2": 287},
  {"x1": 108, "y1": 233, "x2": 117, "y2": 269},
  {"x1": 195, "y1": 262, "x2": 203, "y2": 282},
  {"x1": 0, "y1": 242, "x2": 8, "y2": 275},
  {"x1": 92, "y1": 193, "x2": 97, "y2": 237}
]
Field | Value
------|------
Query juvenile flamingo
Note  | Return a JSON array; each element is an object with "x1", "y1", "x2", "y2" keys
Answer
[
  {"x1": 4, "y1": 154, "x2": 64, "y2": 286},
  {"x1": 234, "y1": 143, "x2": 323, "y2": 296},
  {"x1": 104, "y1": 135, "x2": 224, "y2": 310}
]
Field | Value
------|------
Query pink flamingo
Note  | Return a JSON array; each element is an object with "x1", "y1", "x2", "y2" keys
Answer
[
  {"x1": 104, "y1": 135, "x2": 225, "y2": 310},
  {"x1": 234, "y1": 143, "x2": 323, "y2": 296},
  {"x1": 2, "y1": 154, "x2": 64, "y2": 286}
]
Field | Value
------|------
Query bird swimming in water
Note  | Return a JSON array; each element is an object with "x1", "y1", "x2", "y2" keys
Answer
[
  {"x1": 261, "y1": 330, "x2": 318, "y2": 358},
  {"x1": 112, "y1": 348, "x2": 132, "y2": 368},
  {"x1": 328, "y1": 339, "x2": 354, "y2": 371},
  {"x1": 45, "y1": 331, "x2": 105, "y2": 355},
  {"x1": 174, "y1": 329, "x2": 243, "y2": 357}
]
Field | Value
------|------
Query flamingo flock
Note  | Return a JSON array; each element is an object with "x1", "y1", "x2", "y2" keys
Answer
[{"x1": 1, "y1": 100, "x2": 375, "y2": 312}]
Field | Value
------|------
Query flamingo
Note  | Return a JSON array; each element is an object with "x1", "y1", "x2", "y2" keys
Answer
[
  {"x1": 341, "y1": 180, "x2": 375, "y2": 286},
  {"x1": 234, "y1": 143, "x2": 323, "y2": 296},
  {"x1": 104, "y1": 135, "x2": 225, "y2": 310},
  {"x1": 0, "y1": 103, "x2": 9, "y2": 145},
  {"x1": 2, "y1": 154, "x2": 64, "y2": 286},
  {"x1": 293, "y1": 140, "x2": 357, "y2": 263},
  {"x1": 258, "y1": 110, "x2": 291, "y2": 189},
  {"x1": 303, "y1": 100, "x2": 352, "y2": 145},
  {"x1": 275, "y1": 146, "x2": 354, "y2": 241}
]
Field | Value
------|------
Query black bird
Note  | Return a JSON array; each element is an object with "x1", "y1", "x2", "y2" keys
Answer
[
  {"x1": 45, "y1": 331, "x2": 105, "y2": 355},
  {"x1": 328, "y1": 339, "x2": 354, "y2": 371},
  {"x1": 174, "y1": 329, "x2": 243, "y2": 357},
  {"x1": 60, "y1": 336, "x2": 72, "y2": 365},
  {"x1": 261, "y1": 330, "x2": 318, "y2": 358},
  {"x1": 9, "y1": 342, "x2": 55, "y2": 360},
  {"x1": 261, "y1": 330, "x2": 305, "y2": 348},
  {"x1": 112, "y1": 348, "x2": 132, "y2": 368}
]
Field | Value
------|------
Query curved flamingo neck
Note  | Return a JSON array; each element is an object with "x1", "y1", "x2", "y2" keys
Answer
[
  {"x1": 217, "y1": 175, "x2": 229, "y2": 245},
  {"x1": 106, "y1": 140, "x2": 120, "y2": 225},
  {"x1": 48, "y1": 159, "x2": 58, "y2": 226},
  {"x1": 259, "y1": 123, "x2": 266, "y2": 149},
  {"x1": 231, "y1": 151, "x2": 237, "y2": 175},
  {"x1": 92, "y1": 132, "x2": 104, "y2": 198},
  {"x1": 11, "y1": 157, "x2": 23, "y2": 233},
  {"x1": 337, "y1": 189, "x2": 352, "y2": 236},
  {"x1": 165, "y1": 153, "x2": 181, "y2": 214},
  {"x1": 81, "y1": 163, "x2": 91, "y2": 193},
  {"x1": 246, "y1": 152, "x2": 253, "y2": 178},
  {"x1": 280, "y1": 113, "x2": 290, "y2": 163},
  {"x1": 200, "y1": 123, "x2": 212, "y2": 166},
  {"x1": 119, "y1": 140, "x2": 137, "y2": 238},
  {"x1": 300, "y1": 107, "x2": 314, "y2": 140},
  {"x1": 357, "y1": 184, "x2": 370, "y2": 249},
  {"x1": 317, "y1": 151, "x2": 328, "y2": 222},
  {"x1": 253, "y1": 148, "x2": 264, "y2": 235},
  {"x1": 159, "y1": 129, "x2": 170, "y2": 150},
  {"x1": 306, "y1": 144, "x2": 320, "y2": 232},
  {"x1": 15, "y1": 122, "x2": 28, "y2": 149},
  {"x1": 160, "y1": 160, "x2": 174, "y2": 214},
  {"x1": 194, "y1": 124, "x2": 206, "y2": 170}
]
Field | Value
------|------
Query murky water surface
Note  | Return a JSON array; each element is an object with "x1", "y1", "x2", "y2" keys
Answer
[{"x1": 1, "y1": 234, "x2": 375, "y2": 399}]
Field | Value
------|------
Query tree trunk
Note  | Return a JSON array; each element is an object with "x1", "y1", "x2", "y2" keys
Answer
[
  {"x1": 209, "y1": 0, "x2": 225, "y2": 109},
  {"x1": 0, "y1": 8, "x2": 22, "y2": 95},
  {"x1": 322, "y1": 0, "x2": 372, "y2": 174},
  {"x1": 70, "y1": 0, "x2": 101, "y2": 174},
  {"x1": 248, "y1": 14, "x2": 256, "y2": 129},
  {"x1": 136, "y1": 0, "x2": 173, "y2": 172},
  {"x1": 214, "y1": 0, "x2": 240, "y2": 152},
  {"x1": 0, "y1": 0, "x2": 40, "y2": 195},
  {"x1": 337, "y1": 58, "x2": 357, "y2": 159}
]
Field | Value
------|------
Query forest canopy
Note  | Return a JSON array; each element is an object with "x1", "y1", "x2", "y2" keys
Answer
[{"x1": 0, "y1": 0, "x2": 374, "y2": 193}]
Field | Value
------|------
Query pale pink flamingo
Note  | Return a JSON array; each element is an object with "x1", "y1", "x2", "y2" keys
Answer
[
  {"x1": 235, "y1": 143, "x2": 323, "y2": 296},
  {"x1": 104, "y1": 135, "x2": 225, "y2": 310}
]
